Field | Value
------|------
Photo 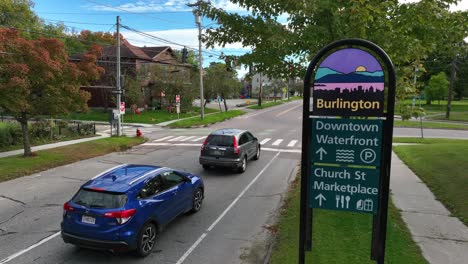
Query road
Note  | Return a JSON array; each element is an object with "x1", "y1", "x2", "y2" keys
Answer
[
  {"x1": 2, "y1": 100, "x2": 468, "y2": 264},
  {"x1": 0, "y1": 101, "x2": 304, "y2": 264}
]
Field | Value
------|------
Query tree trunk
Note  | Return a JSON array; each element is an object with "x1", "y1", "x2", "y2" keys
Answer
[
  {"x1": 222, "y1": 93, "x2": 228, "y2": 111},
  {"x1": 18, "y1": 112, "x2": 32, "y2": 157},
  {"x1": 204, "y1": 98, "x2": 208, "y2": 107}
]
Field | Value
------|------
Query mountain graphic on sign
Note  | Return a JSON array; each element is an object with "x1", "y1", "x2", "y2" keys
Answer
[
  {"x1": 315, "y1": 72, "x2": 384, "y2": 83},
  {"x1": 315, "y1": 67, "x2": 344, "y2": 80}
]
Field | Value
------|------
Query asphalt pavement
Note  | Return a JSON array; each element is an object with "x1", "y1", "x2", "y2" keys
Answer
[{"x1": 1, "y1": 100, "x2": 467, "y2": 264}]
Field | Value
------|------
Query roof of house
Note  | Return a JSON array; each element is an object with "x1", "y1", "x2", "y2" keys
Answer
[
  {"x1": 101, "y1": 40, "x2": 153, "y2": 61},
  {"x1": 140, "y1": 46, "x2": 171, "y2": 59}
]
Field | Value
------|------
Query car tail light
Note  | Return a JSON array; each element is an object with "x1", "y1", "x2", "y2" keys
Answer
[
  {"x1": 104, "y1": 209, "x2": 136, "y2": 224},
  {"x1": 63, "y1": 202, "x2": 74, "y2": 216},
  {"x1": 201, "y1": 136, "x2": 209, "y2": 151},
  {"x1": 233, "y1": 136, "x2": 240, "y2": 155}
]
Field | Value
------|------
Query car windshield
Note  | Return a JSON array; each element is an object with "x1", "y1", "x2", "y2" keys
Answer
[
  {"x1": 72, "y1": 188, "x2": 127, "y2": 209},
  {"x1": 206, "y1": 135, "x2": 234, "y2": 147}
]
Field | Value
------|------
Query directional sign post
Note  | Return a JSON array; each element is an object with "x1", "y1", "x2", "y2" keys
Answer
[{"x1": 299, "y1": 39, "x2": 396, "y2": 264}]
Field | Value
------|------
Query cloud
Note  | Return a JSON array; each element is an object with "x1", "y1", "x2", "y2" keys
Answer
[
  {"x1": 121, "y1": 28, "x2": 252, "y2": 67},
  {"x1": 85, "y1": 0, "x2": 249, "y2": 13}
]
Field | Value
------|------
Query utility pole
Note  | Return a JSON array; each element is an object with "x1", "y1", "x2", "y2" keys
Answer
[
  {"x1": 414, "y1": 66, "x2": 423, "y2": 138},
  {"x1": 116, "y1": 16, "x2": 122, "y2": 136},
  {"x1": 188, "y1": 0, "x2": 204, "y2": 120},
  {"x1": 258, "y1": 72, "x2": 263, "y2": 107},
  {"x1": 446, "y1": 58, "x2": 457, "y2": 119}
]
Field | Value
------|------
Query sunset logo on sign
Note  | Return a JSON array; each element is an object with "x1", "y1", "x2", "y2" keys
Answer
[{"x1": 313, "y1": 48, "x2": 385, "y2": 116}]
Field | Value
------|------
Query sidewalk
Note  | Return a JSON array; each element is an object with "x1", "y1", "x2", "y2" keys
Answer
[
  {"x1": 0, "y1": 133, "x2": 109, "y2": 158},
  {"x1": 390, "y1": 152, "x2": 468, "y2": 264}
]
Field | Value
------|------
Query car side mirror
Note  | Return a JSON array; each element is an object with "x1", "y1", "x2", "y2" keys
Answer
[
  {"x1": 183, "y1": 176, "x2": 191, "y2": 183},
  {"x1": 254, "y1": 137, "x2": 258, "y2": 141}
]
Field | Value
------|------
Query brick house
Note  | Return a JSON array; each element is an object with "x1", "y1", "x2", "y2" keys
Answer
[{"x1": 81, "y1": 40, "x2": 191, "y2": 108}]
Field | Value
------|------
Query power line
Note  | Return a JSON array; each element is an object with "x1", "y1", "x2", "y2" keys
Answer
[
  {"x1": 42, "y1": 18, "x2": 114, "y2": 26},
  {"x1": 0, "y1": 25, "x2": 115, "y2": 48},
  {"x1": 37, "y1": 11, "x2": 192, "y2": 15},
  {"x1": 121, "y1": 24, "x2": 222, "y2": 57},
  {"x1": 84, "y1": 0, "x2": 194, "y2": 27}
]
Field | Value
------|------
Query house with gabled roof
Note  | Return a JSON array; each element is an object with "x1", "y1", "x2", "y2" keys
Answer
[{"x1": 80, "y1": 40, "x2": 191, "y2": 108}]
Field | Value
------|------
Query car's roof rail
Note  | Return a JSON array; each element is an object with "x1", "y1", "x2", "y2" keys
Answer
[
  {"x1": 128, "y1": 167, "x2": 169, "y2": 185},
  {"x1": 91, "y1": 164, "x2": 128, "y2": 180}
]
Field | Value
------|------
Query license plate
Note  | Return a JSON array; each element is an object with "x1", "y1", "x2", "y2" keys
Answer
[
  {"x1": 213, "y1": 150, "x2": 222, "y2": 156},
  {"x1": 81, "y1": 215, "x2": 96, "y2": 224}
]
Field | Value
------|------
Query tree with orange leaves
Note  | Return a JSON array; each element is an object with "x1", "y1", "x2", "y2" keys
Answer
[{"x1": 0, "y1": 28, "x2": 104, "y2": 157}]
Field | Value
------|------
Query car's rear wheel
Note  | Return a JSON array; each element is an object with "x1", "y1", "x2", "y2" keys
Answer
[
  {"x1": 191, "y1": 188, "x2": 203, "y2": 213},
  {"x1": 135, "y1": 222, "x2": 157, "y2": 257},
  {"x1": 253, "y1": 145, "x2": 260, "y2": 160},
  {"x1": 237, "y1": 156, "x2": 247, "y2": 173},
  {"x1": 202, "y1": 165, "x2": 210, "y2": 170}
]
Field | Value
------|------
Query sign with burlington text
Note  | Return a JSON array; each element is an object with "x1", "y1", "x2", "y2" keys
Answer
[
  {"x1": 312, "y1": 48, "x2": 385, "y2": 117},
  {"x1": 300, "y1": 38, "x2": 396, "y2": 264}
]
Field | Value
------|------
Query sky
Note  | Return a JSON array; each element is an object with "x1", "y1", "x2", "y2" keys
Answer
[{"x1": 32, "y1": 0, "x2": 468, "y2": 78}]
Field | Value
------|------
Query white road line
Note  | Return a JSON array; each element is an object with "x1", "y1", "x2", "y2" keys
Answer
[
  {"x1": 272, "y1": 139, "x2": 283, "y2": 146},
  {"x1": 175, "y1": 152, "x2": 281, "y2": 264},
  {"x1": 287, "y1": 140, "x2": 298, "y2": 147},
  {"x1": 154, "y1": 136, "x2": 174, "y2": 142},
  {"x1": 191, "y1": 136, "x2": 206, "y2": 142},
  {"x1": 141, "y1": 143, "x2": 303, "y2": 153},
  {"x1": 260, "y1": 138, "x2": 271, "y2": 145},
  {"x1": 0, "y1": 231, "x2": 61, "y2": 264},
  {"x1": 142, "y1": 143, "x2": 172, "y2": 146},
  {"x1": 262, "y1": 147, "x2": 301, "y2": 153},
  {"x1": 276, "y1": 103, "x2": 302, "y2": 117},
  {"x1": 168, "y1": 136, "x2": 187, "y2": 142},
  {"x1": 180, "y1": 136, "x2": 196, "y2": 141}
]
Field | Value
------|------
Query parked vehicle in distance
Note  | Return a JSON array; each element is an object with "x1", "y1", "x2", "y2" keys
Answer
[
  {"x1": 61, "y1": 164, "x2": 204, "y2": 257},
  {"x1": 199, "y1": 128, "x2": 260, "y2": 173}
]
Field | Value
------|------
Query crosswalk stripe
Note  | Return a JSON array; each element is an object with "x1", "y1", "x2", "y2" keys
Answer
[
  {"x1": 180, "y1": 136, "x2": 196, "y2": 141},
  {"x1": 169, "y1": 136, "x2": 188, "y2": 142},
  {"x1": 272, "y1": 139, "x2": 283, "y2": 146},
  {"x1": 260, "y1": 138, "x2": 271, "y2": 145},
  {"x1": 154, "y1": 136, "x2": 174, "y2": 142},
  {"x1": 287, "y1": 140, "x2": 298, "y2": 147},
  {"x1": 192, "y1": 136, "x2": 207, "y2": 142}
]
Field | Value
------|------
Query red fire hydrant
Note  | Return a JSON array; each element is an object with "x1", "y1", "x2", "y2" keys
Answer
[{"x1": 136, "y1": 128, "x2": 142, "y2": 137}]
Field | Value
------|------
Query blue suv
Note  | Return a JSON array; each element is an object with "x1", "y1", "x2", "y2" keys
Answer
[{"x1": 61, "y1": 164, "x2": 204, "y2": 257}]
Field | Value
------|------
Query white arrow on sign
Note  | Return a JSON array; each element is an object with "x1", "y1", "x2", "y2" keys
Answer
[
  {"x1": 315, "y1": 147, "x2": 327, "y2": 160},
  {"x1": 315, "y1": 193, "x2": 326, "y2": 206}
]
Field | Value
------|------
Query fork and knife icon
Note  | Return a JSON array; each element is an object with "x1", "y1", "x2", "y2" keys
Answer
[{"x1": 336, "y1": 195, "x2": 351, "y2": 209}]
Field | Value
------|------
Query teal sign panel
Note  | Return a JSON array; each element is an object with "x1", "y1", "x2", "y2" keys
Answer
[
  {"x1": 309, "y1": 165, "x2": 380, "y2": 214},
  {"x1": 311, "y1": 118, "x2": 383, "y2": 166}
]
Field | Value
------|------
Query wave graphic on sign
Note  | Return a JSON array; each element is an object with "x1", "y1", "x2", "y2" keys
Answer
[{"x1": 336, "y1": 149, "x2": 354, "y2": 162}]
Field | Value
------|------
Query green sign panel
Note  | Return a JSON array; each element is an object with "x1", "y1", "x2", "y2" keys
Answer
[
  {"x1": 309, "y1": 165, "x2": 380, "y2": 214},
  {"x1": 311, "y1": 118, "x2": 383, "y2": 166}
]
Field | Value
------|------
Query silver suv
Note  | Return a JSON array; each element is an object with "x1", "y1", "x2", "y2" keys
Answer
[{"x1": 199, "y1": 128, "x2": 260, "y2": 173}]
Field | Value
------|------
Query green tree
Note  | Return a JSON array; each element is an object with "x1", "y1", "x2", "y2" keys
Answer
[
  {"x1": 204, "y1": 63, "x2": 242, "y2": 111},
  {"x1": 0, "y1": 0, "x2": 40, "y2": 36},
  {"x1": 425, "y1": 72, "x2": 449, "y2": 105},
  {"x1": 200, "y1": 0, "x2": 467, "y2": 113},
  {"x1": 0, "y1": 29, "x2": 104, "y2": 157}
]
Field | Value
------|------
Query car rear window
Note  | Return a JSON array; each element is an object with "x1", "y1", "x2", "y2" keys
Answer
[
  {"x1": 206, "y1": 135, "x2": 234, "y2": 147},
  {"x1": 72, "y1": 189, "x2": 127, "y2": 209}
]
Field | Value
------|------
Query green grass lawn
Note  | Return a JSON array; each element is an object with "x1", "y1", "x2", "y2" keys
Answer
[
  {"x1": 168, "y1": 110, "x2": 246, "y2": 128},
  {"x1": 393, "y1": 137, "x2": 468, "y2": 144},
  {"x1": 247, "y1": 101, "x2": 284, "y2": 109},
  {"x1": 270, "y1": 177, "x2": 427, "y2": 264},
  {"x1": 394, "y1": 120, "x2": 468, "y2": 130},
  {"x1": 64, "y1": 107, "x2": 218, "y2": 124},
  {"x1": 398, "y1": 99, "x2": 468, "y2": 122},
  {"x1": 0, "y1": 136, "x2": 145, "y2": 183},
  {"x1": 393, "y1": 140, "x2": 468, "y2": 225}
]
